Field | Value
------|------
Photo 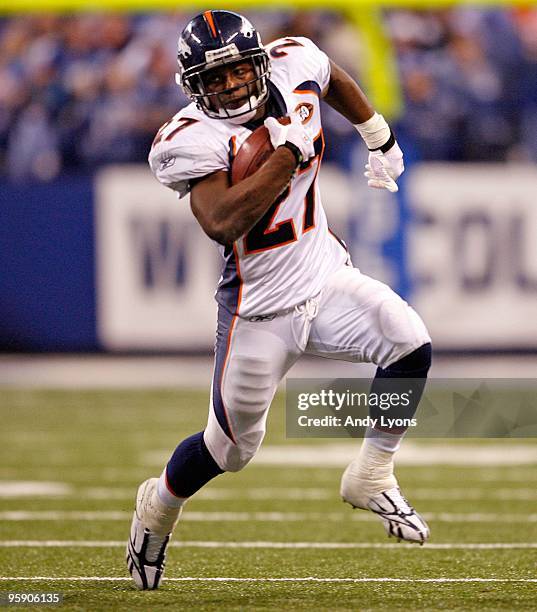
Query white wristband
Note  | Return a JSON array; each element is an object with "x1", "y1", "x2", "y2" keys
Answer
[{"x1": 354, "y1": 112, "x2": 391, "y2": 151}]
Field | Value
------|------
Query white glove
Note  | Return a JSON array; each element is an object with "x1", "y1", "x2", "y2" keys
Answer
[
  {"x1": 264, "y1": 114, "x2": 315, "y2": 165},
  {"x1": 364, "y1": 140, "x2": 404, "y2": 193}
]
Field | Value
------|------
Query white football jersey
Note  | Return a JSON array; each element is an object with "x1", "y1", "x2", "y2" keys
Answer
[{"x1": 149, "y1": 36, "x2": 349, "y2": 317}]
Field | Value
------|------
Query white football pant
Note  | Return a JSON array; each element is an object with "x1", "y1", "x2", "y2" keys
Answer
[{"x1": 204, "y1": 266, "x2": 431, "y2": 472}]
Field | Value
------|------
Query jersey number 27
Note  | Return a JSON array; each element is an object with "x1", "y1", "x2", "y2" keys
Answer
[{"x1": 244, "y1": 130, "x2": 324, "y2": 255}]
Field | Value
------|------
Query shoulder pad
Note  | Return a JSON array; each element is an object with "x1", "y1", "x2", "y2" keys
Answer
[
  {"x1": 266, "y1": 37, "x2": 331, "y2": 93},
  {"x1": 149, "y1": 110, "x2": 229, "y2": 198}
]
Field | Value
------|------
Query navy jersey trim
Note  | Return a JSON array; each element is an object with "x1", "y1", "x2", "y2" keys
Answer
[
  {"x1": 294, "y1": 80, "x2": 321, "y2": 97},
  {"x1": 212, "y1": 245, "x2": 243, "y2": 443},
  {"x1": 211, "y1": 304, "x2": 236, "y2": 443}
]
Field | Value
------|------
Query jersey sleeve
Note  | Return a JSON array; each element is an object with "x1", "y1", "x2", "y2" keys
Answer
[
  {"x1": 268, "y1": 36, "x2": 331, "y2": 94},
  {"x1": 148, "y1": 117, "x2": 229, "y2": 199}
]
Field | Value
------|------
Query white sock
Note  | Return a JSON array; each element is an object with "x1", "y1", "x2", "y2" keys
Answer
[
  {"x1": 156, "y1": 468, "x2": 188, "y2": 509},
  {"x1": 340, "y1": 438, "x2": 397, "y2": 508},
  {"x1": 365, "y1": 426, "x2": 405, "y2": 453},
  {"x1": 355, "y1": 438, "x2": 396, "y2": 483},
  {"x1": 137, "y1": 477, "x2": 183, "y2": 536}
]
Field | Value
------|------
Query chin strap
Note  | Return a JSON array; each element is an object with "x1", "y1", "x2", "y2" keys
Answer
[{"x1": 218, "y1": 94, "x2": 260, "y2": 123}]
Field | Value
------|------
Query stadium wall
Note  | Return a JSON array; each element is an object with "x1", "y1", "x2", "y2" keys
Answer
[
  {"x1": 0, "y1": 175, "x2": 97, "y2": 352},
  {"x1": 1, "y1": 160, "x2": 537, "y2": 353}
]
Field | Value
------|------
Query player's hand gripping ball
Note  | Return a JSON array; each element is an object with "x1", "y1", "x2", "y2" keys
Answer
[
  {"x1": 264, "y1": 113, "x2": 315, "y2": 163},
  {"x1": 231, "y1": 114, "x2": 315, "y2": 184}
]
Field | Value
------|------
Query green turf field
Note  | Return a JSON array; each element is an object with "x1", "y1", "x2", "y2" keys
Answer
[{"x1": 1, "y1": 389, "x2": 536, "y2": 610}]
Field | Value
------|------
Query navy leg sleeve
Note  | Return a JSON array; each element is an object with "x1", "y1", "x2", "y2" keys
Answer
[
  {"x1": 370, "y1": 342, "x2": 432, "y2": 423},
  {"x1": 166, "y1": 431, "x2": 224, "y2": 498}
]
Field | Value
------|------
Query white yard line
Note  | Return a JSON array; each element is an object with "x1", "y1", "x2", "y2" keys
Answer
[
  {"x1": 65, "y1": 487, "x2": 332, "y2": 501},
  {"x1": 0, "y1": 541, "x2": 536, "y2": 550},
  {"x1": 0, "y1": 511, "x2": 130, "y2": 521},
  {"x1": 409, "y1": 488, "x2": 537, "y2": 501},
  {"x1": 3, "y1": 483, "x2": 537, "y2": 501},
  {"x1": 82, "y1": 486, "x2": 537, "y2": 501},
  {"x1": 0, "y1": 576, "x2": 536, "y2": 583},
  {"x1": 0, "y1": 482, "x2": 72, "y2": 498},
  {"x1": 1, "y1": 510, "x2": 537, "y2": 522},
  {"x1": 2, "y1": 468, "x2": 536, "y2": 485},
  {"x1": 145, "y1": 443, "x2": 537, "y2": 468},
  {"x1": 253, "y1": 444, "x2": 537, "y2": 467}
]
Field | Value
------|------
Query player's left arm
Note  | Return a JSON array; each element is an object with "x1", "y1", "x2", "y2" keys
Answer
[{"x1": 323, "y1": 60, "x2": 404, "y2": 193}]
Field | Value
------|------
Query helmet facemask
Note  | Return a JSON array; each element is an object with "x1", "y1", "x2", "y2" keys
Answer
[{"x1": 178, "y1": 50, "x2": 270, "y2": 123}]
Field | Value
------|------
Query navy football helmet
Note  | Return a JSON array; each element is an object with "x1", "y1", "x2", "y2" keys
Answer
[{"x1": 176, "y1": 10, "x2": 270, "y2": 122}]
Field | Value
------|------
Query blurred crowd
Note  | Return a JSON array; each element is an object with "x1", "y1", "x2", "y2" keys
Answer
[
  {"x1": 387, "y1": 9, "x2": 537, "y2": 163},
  {"x1": 1, "y1": 9, "x2": 536, "y2": 181}
]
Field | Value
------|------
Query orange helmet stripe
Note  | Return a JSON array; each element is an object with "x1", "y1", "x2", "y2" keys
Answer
[{"x1": 203, "y1": 10, "x2": 218, "y2": 39}]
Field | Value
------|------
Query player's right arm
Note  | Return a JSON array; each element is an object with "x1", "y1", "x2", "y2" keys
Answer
[{"x1": 190, "y1": 114, "x2": 315, "y2": 246}]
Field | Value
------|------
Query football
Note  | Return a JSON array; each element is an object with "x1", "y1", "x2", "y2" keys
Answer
[{"x1": 231, "y1": 118, "x2": 290, "y2": 185}]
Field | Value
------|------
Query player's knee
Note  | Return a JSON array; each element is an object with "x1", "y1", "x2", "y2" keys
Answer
[
  {"x1": 219, "y1": 429, "x2": 264, "y2": 472},
  {"x1": 225, "y1": 450, "x2": 257, "y2": 472},
  {"x1": 378, "y1": 297, "x2": 431, "y2": 353},
  {"x1": 378, "y1": 297, "x2": 415, "y2": 345},
  {"x1": 218, "y1": 450, "x2": 244, "y2": 472},
  {"x1": 385, "y1": 342, "x2": 432, "y2": 376}
]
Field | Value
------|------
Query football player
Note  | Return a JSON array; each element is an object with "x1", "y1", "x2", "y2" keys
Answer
[{"x1": 127, "y1": 10, "x2": 432, "y2": 590}]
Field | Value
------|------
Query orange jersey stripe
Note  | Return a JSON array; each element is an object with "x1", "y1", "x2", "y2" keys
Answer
[
  {"x1": 204, "y1": 10, "x2": 218, "y2": 39},
  {"x1": 293, "y1": 88, "x2": 320, "y2": 98}
]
